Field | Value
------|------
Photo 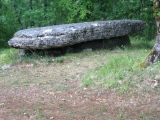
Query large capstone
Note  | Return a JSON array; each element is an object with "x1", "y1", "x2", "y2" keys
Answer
[{"x1": 8, "y1": 20, "x2": 145, "y2": 49}]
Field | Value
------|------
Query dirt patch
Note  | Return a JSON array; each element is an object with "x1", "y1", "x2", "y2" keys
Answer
[{"x1": 0, "y1": 86, "x2": 160, "y2": 120}]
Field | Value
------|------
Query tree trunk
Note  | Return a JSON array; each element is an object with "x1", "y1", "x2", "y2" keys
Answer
[{"x1": 139, "y1": 0, "x2": 160, "y2": 67}]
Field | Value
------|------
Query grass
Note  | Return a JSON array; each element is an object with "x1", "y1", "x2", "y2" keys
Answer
[
  {"x1": 81, "y1": 37, "x2": 159, "y2": 92},
  {"x1": 82, "y1": 50, "x2": 159, "y2": 92},
  {"x1": 0, "y1": 37, "x2": 160, "y2": 120},
  {"x1": 0, "y1": 48, "x2": 19, "y2": 67},
  {"x1": 0, "y1": 37, "x2": 159, "y2": 93}
]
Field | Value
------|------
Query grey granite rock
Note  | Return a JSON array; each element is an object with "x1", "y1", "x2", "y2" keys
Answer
[{"x1": 8, "y1": 20, "x2": 145, "y2": 49}]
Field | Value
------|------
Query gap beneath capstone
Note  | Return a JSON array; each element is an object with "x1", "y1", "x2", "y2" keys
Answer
[{"x1": 22, "y1": 35, "x2": 130, "y2": 56}]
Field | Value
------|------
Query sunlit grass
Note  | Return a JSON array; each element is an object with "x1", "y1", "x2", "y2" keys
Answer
[
  {"x1": 82, "y1": 53, "x2": 159, "y2": 93},
  {"x1": 0, "y1": 48, "x2": 19, "y2": 67},
  {"x1": 82, "y1": 37, "x2": 158, "y2": 93}
]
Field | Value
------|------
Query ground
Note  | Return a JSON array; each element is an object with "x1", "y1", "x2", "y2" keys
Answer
[{"x1": 0, "y1": 48, "x2": 160, "y2": 120}]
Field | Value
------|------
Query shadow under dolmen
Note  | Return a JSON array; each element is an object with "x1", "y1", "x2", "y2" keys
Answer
[{"x1": 23, "y1": 35, "x2": 130, "y2": 56}]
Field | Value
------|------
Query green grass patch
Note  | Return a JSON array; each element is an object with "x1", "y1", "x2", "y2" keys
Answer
[
  {"x1": 82, "y1": 37, "x2": 157, "y2": 92},
  {"x1": 82, "y1": 43, "x2": 159, "y2": 93},
  {"x1": 82, "y1": 52, "x2": 140, "y2": 88},
  {"x1": 0, "y1": 48, "x2": 19, "y2": 67},
  {"x1": 129, "y1": 36, "x2": 155, "y2": 49}
]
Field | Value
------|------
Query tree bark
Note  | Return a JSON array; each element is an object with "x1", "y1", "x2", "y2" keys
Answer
[{"x1": 139, "y1": 0, "x2": 160, "y2": 67}]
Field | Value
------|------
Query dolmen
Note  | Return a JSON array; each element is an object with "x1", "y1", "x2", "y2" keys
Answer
[{"x1": 8, "y1": 20, "x2": 145, "y2": 51}]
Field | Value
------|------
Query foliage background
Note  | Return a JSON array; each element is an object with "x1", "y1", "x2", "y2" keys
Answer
[{"x1": 0, "y1": 0, "x2": 156, "y2": 48}]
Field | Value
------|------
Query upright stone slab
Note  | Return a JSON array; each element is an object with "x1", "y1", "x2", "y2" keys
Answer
[{"x1": 8, "y1": 20, "x2": 145, "y2": 49}]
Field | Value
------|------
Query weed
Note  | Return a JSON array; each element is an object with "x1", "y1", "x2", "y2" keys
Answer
[
  {"x1": 55, "y1": 85, "x2": 69, "y2": 91},
  {"x1": 67, "y1": 111, "x2": 76, "y2": 117},
  {"x1": 55, "y1": 57, "x2": 65, "y2": 63},
  {"x1": 116, "y1": 112, "x2": 129, "y2": 120},
  {"x1": 0, "y1": 48, "x2": 19, "y2": 67},
  {"x1": 35, "y1": 110, "x2": 49, "y2": 119},
  {"x1": 11, "y1": 81, "x2": 21, "y2": 87},
  {"x1": 46, "y1": 57, "x2": 53, "y2": 63}
]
